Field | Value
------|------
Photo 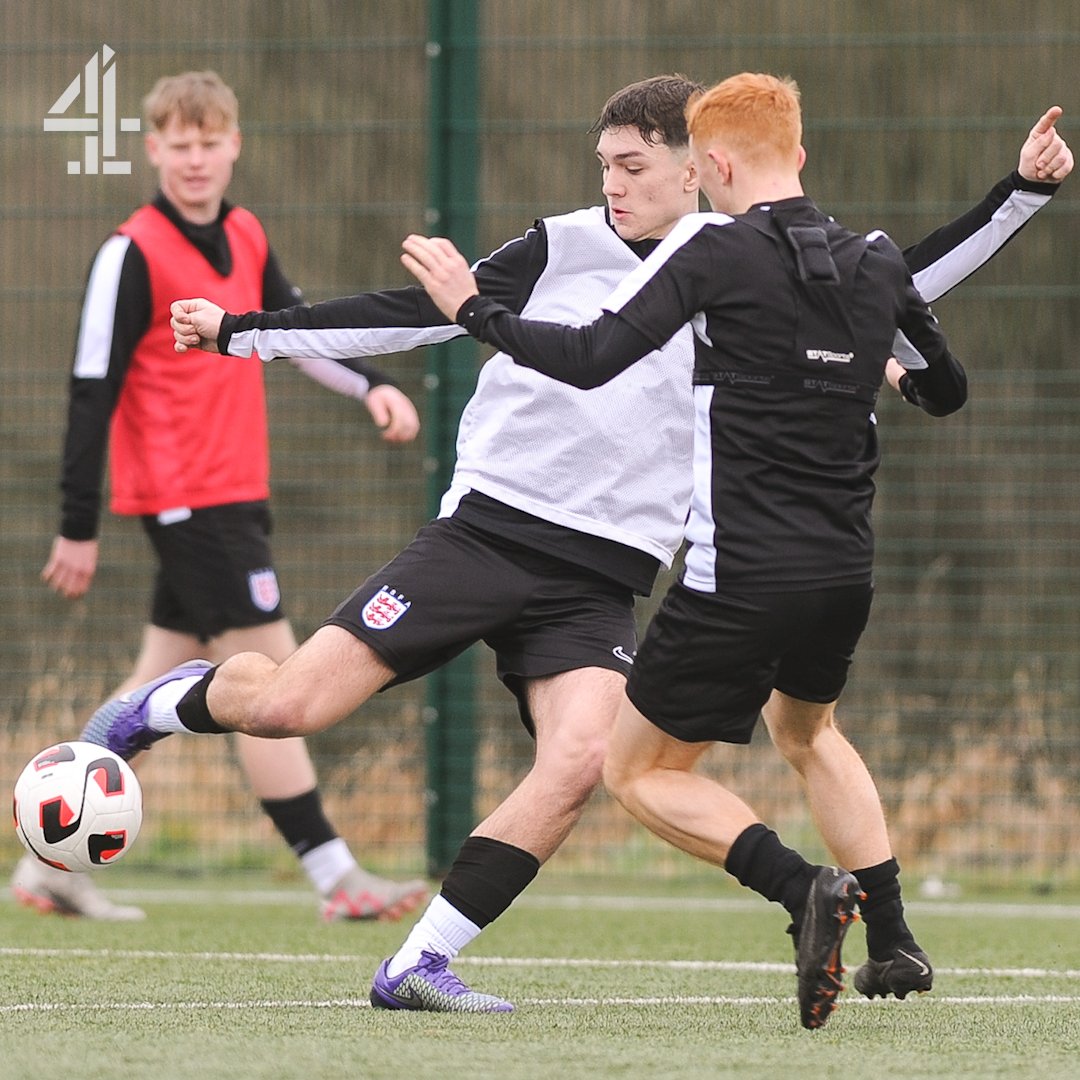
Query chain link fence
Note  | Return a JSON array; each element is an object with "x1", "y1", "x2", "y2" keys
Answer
[{"x1": 3, "y1": 1, "x2": 1079, "y2": 888}]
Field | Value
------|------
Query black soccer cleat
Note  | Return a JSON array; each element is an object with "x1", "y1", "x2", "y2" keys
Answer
[
  {"x1": 795, "y1": 866, "x2": 862, "y2": 1030},
  {"x1": 853, "y1": 945, "x2": 933, "y2": 1000}
]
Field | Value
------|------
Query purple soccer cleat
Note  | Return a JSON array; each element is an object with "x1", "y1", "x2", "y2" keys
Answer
[
  {"x1": 370, "y1": 950, "x2": 514, "y2": 1013},
  {"x1": 80, "y1": 660, "x2": 214, "y2": 760}
]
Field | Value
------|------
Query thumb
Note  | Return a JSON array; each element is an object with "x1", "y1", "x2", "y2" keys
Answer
[{"x1": 367, "y1": 393, "x2": 390, "y2": 428}]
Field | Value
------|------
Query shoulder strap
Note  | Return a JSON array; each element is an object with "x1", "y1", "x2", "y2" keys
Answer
[{"x1": 784, "y1": 225, "x2": 840, "y2": 284}]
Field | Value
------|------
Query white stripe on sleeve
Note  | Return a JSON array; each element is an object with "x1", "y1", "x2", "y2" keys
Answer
[
  {"x1": 73, "y1": 234, "x2": 132, "y2": 378},
  {"x1": 913, "y1": 189, "x2": 1051, "y2": 303},
  {"x1": 229, "y1": 324, "x2": 465, "y2": 361}
]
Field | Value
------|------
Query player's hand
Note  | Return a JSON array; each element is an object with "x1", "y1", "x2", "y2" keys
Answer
[
  {"x1": 1018, "y1": 106, "x2": 1073, "y2": 183},
  {"x1": 884, "y1": 357, "x2": 906, "y2": 393},
  {"x1": 400, "y1": 235, "x2": 479, "y2": 321},
  {"x1": 41, "y1": 535, "x2": 98, "y2": 599},
  {"x1": 170, "y1": 297, "x2": 225, "y2": 353},
  {"x1": 365, "y1": 384, "x2": 421, "y2": 442}
]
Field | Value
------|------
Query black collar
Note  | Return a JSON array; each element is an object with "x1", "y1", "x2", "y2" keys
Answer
[{"x1": 152, "y1": 191, "x2": 234, "y2": 276}]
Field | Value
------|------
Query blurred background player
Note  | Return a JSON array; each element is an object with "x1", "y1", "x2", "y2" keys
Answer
[
  {"x1": 12, "y1": 70, "x2": 427, "y2": 923},
  {"x1": 147, "y1": 81, "x2": 1063, "y2": 1013}
]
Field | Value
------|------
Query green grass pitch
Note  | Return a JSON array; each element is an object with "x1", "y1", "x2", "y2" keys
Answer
[{"x1": 3, "y1": 870, "x2": 1079, "y2": 1080}]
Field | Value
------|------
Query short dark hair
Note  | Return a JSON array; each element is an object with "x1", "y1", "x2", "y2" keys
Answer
[{"x1": 589, "y1": 74, "x2": 706, "y2": 148}]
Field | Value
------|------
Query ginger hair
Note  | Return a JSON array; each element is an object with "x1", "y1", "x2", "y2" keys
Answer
[{"x1": 687, "y1": 72, "x2": 801, "y2": 167}]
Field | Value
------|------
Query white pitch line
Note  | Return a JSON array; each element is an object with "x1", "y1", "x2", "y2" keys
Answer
[
  {"x1": 0, "y1": 999, "x2": 371, "y2": 1014},
  {"x1": 3, "y1": 946, "x2": 1080, "y2": 982},
  {"x1": 3, "y1": 994, "x2": 1080, "y2": 1015},
  {"x1": 6, "y1": 890, "x2": 1080, "y2": 920},
  {"x1": 521, "y1": 896, "x2": 1080, "y2": 921}
]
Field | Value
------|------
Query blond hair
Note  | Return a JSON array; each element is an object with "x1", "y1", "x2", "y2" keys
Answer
[
  {"x1": 687, "y1": 72, "x2": 801, "y2": 167},
  {"x1": 143, "y1": 70, "x2": 238, "y2": 133}
]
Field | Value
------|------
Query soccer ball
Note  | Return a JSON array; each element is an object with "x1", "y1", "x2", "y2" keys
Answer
[{"x1": 12, "y1": 741, "x2": 142, "y2": 872}]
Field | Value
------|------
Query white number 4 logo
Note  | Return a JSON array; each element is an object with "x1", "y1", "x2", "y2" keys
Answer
[{"x1": 44, "y1": 44, "x2": 140, "y2": 176}]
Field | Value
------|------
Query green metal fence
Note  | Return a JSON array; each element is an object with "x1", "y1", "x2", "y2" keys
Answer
[{"x1": 3, "y1": 1, "x2": 1080, "y2": 890}]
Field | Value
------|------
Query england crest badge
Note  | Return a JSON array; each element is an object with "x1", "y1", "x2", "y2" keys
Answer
[
  {"x1": 361, "y1": 586, "x2": 412, "y2": 630},
  {"x1": 248, "y1": 568, "x2": 281, "y2": 612}
]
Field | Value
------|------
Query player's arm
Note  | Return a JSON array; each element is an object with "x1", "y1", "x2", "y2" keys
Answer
[
  {"x1": 890, "y1": 266, "x2": 968, "y2": 418},
  {"x1": 259, "y1": 247, "x2": 409, "y2": 399},
  {"x1": 455, "y1": 293, "x2": 659, "y2": 389},
  {"x1": 172, "y1": 226, "x2": 545, "y2": 360},
  {"x1": 903, "y1": 107, "x2": 1071, "y2": 303},
  {"x1": 43, "y1": 238, "x2": 149, "y2": 599},
  {"x1": 402, "y1": 218, "x2": 713, "y2": 388},
  {"x1": 226, "y1": 249, "x2": 419, "y2": 441}
]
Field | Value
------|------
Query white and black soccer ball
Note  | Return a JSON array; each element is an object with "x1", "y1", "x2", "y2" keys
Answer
[{"x1": 12, "y1": 741, "x2": 142, "y2": 872}]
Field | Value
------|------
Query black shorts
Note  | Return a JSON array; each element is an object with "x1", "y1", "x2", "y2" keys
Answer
[
  {"x1": 141, "y1": 501, "x2": 284, "y2": 643},
  {"x1": 324, "y1": 516, "x2": 638, "y2": 729},
  {"x1": 627, "y1": 580, "x2": 874, "y2": 744}
]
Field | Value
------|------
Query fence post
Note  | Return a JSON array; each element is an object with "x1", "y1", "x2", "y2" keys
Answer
[{"x1": 422, "y1": 0, "x2": 480, "y2": 877}]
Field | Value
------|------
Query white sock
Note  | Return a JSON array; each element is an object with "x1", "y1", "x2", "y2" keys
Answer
[
  {"x1": 300, "y1": 837, "x2": 356, "y2": 896},
  {"x1": 385, "y1": 893, "x2": 482, "y2": 977},
  {"x1": 146, "y1": 677, "x2": 204, "y2": 733}
]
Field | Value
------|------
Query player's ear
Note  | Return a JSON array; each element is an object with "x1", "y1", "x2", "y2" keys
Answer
[
  {"x1": 708, "y1": 147, "x2": 732, "y2": 185},
  {"x1": 797, "y1": 145, "x2": 807, "y2": 172},
  {"x1": 684, "y1": 157, "x2": 700, "y2": 193},
  {"x1": 145, "y1": 130, "x2": 161, "y2": 167}
]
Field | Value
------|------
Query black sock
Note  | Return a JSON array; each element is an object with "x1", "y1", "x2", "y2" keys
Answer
[
  {"x1": 260, "y1": 788, "x2": 337, "y2": 858},
  {"x1": 725, "y1": 823, "x2": 817, "y2": 924},
  {"x1": 175, "y1": 667, "x2": 228, "y2": 733},
  {"x1": 853, "y1": 858, "x2": 916, "y2": 960},
  {"x1": 440, "y1": 835, "x2": 541, "y2": 929}
]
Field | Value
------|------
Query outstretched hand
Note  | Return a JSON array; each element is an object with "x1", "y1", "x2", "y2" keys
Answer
[
  {"x1": 171, "y1": 297, "x2": 225, "y2": 353},
  {"x1": 1019, "y1": 106, "x2": 1073, "y2": 183},
  {"x1": 401, "y1": 235, "x2": 479, "y2": 321}
]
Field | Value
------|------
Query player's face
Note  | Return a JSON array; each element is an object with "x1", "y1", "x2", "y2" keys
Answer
[
  {"x1": 146, "y1": 119, "x2": 242, "y2": 225},
  {"x1": 597, "y1": 126, "x2": 698, "y2": 241}
]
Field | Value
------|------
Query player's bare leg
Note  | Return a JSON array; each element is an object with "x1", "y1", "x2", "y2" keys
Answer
[
  {"x1": 763, "y1": 692, "x2": 889, "y2": 870},
  {"x1": 211, "y1": 620, "x2": 426, "y2": 920},
  {"x1": 76, "y1": 625, "x2": 425, "y2": 920},
  {"x1": 473, "y1": 665, "x2": 623, "y2": 859},
  {"x1": 201, "y1": 624, "x2": 395, "y2": 737},
  {"x1": 81, "y1": 623, "x2": 395, "y2": 747},
  {"x1": 603, "y1": 695, "x2": 859, "y2": 1030},
  {"x1": 764, "y1": 689, "x2": 932, "y2": 1000},
  {"x1": 371, "y1": 666, "x2": 623, "y2": 1012},
  {"x1": 602, "y1": 697, "x2": 757, "y2": 864}
]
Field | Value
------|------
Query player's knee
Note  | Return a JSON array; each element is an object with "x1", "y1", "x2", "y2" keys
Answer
[
  {"x1": 250, "y1": 691, "x2": 321, "y2": 739},
  {"x1": 769, "y1": 712, "x2": 837, "y2": 767},
  {"x1": 601, "y1": 751, "x2": 638, "y2": 808},
  {"x1": 536, "y1": 729, "x2": 607, "y2": 798},
  {"x1": 769, "y1": 721, "x2": 808, "y2": 760},
  {"x1": 576, "y1": 730, "x2": 608, "y2": 788}
]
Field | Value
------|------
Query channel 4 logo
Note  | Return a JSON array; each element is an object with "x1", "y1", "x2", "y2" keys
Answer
[{"x1": 44, "y1": 44, "x2": 140, "y2": 175}]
